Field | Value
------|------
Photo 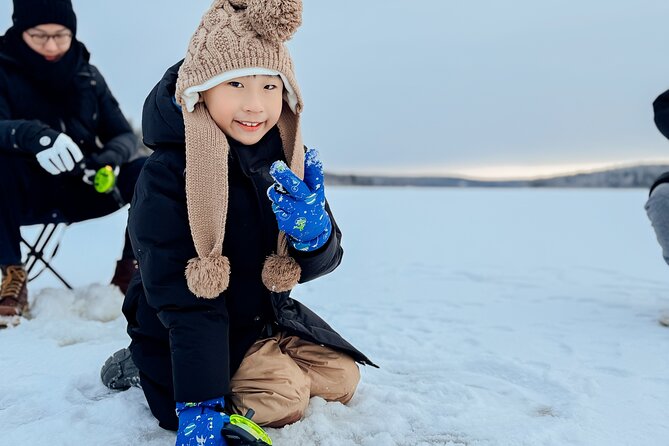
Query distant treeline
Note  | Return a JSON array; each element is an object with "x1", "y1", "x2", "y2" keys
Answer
[
  {"x1": 324, "y1": 165, "x2": 669, "y2": 188},
  {"x1": 132, "y1": 125, "x2": 666, "y2": 189}
]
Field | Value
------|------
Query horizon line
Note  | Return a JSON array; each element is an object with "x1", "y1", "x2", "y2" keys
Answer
[{"x1": 325, "y1": 159, "x2": 669, "y2": 182}]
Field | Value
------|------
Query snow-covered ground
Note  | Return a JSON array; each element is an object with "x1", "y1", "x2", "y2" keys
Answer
[{"x1": 2, "y1": 188, "x2": 668, "y2": 446}]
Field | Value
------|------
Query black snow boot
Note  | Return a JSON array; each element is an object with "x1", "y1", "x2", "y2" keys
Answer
[{"x1": 101, "y1": 348, "x2": 141, "y2": 390}]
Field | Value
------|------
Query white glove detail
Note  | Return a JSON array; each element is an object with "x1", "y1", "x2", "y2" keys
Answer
[{"x1": 35, "y1": 133, "x2": 84, "y2": 175}]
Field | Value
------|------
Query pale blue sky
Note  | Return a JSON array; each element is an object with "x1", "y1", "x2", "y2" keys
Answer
[{"x1": 2, "y1": 0, "x2": 669, "y2": 178}]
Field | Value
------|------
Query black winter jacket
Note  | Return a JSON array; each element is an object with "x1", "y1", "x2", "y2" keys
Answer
[
  {"x1": 0, "y1": 35, "x2": 137, "y2": 162},
  {"x1": 123, "y1": 61, "x2": 375, "y2": 427},
  {"x1": 651, "y1": 90, "x2": 669, "y2": 194}
]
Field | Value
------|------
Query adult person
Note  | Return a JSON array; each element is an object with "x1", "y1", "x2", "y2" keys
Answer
[
  {"x1": 0, "y1": 0, "x2": 145, "y2": 322},
  {"x1": 646, "y1": 88, "x2": 669, "y2": 326}
]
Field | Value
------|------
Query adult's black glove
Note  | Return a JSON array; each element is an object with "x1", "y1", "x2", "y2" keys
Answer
[
  {"x1": 88, "y1": 147, "x2": 125, "y2": 170},
  {"x1": 24, "y1": 128, "x2": 84, "y2": 175}
]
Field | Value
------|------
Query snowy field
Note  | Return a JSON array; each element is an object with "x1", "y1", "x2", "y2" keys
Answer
[{"x1": 2, "y1": 187, "x2": 669, "y2": 446}]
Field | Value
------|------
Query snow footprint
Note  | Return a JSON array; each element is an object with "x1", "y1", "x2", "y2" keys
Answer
[{"x1": 461, "y1": 358, "x2": 580, "y2": 419}]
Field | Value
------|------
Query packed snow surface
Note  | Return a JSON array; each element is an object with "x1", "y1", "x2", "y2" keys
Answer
[{"x1": 2, "y1": 188, "x2": 668, "y2": 445}]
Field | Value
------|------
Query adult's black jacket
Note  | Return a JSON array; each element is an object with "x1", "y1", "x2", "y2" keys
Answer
[
  {"x1": 651, "y1": 89, "x2": 669, "y2": 194},
  {"x1": 123, "y1": 61, "x2": 375, "y2": 430},
  {"x1": 0, "y1": 34, "x2": 136, "y2": 161}
]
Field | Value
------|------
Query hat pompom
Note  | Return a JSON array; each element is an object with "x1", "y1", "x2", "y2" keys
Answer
[
  {"x1": 185, "y1": 255, "x2": 231, "y2": 298},
  {"x1": 247, "y1": 0, "x2": 302, "y2": 43},
  {"x1": 261, "y1": 254, "x2": 301, "y2": 292}
]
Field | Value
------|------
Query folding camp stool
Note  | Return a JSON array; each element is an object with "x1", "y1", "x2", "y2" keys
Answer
[{"x1": 20, "y1": 222, "x2": 72, "y2": 289}]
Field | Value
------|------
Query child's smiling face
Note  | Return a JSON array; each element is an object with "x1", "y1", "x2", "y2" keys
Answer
[{"x1": 202, "y1": 75, "x2": 284, "y2": 145}]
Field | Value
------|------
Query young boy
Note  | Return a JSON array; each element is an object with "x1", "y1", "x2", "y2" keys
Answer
[{"x1": 104, "y1": 1, "x2": 375, "y2": 444}]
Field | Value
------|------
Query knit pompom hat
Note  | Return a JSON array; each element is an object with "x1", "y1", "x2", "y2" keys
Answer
[{"x1": 175, "y1": 0, "x2": 304, "y2": 298}]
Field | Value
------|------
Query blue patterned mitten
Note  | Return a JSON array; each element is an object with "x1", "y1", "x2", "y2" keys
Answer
[
  {"x1": 267, "y1": 149, "x2": 332, "y2": 251},
  {"x1": 175, "y1": 398, "x2": 229, "y2": 446}
]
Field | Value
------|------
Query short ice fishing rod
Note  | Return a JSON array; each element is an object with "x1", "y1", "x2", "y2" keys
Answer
[{"x1": 80, "y1": 162, "x2": 125, "y2": 208}]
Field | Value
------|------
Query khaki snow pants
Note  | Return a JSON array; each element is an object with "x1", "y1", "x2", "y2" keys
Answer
[{"x1": 228, "y1": 332, "x2": 360, "y2": 427}]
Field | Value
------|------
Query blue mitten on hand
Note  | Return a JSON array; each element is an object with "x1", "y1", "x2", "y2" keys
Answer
[
  {"x1": 176, "y1": 398, "x2": 229, "y2": 446},
  {"x1": 267, "y1": 148, "x2": 332, "y2": 251}
]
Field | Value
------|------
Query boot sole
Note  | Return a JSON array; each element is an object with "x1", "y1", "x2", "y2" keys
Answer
[
  {"x1": 100, "y1": 348, "x2": 141, "y2": 390},
  {"x1": 0, "y1": 315, "x2": 21, "y2": 328}
]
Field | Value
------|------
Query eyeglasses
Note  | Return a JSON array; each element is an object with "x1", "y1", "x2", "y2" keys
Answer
[{"x1": 26, "y1": 31, "x2": 73, "y2": 47}]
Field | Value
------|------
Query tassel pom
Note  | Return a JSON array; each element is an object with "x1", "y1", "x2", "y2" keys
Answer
[
  {"x1": 261, "y1": 254, "x2": 301, "y2": 292},
  {"x1": 247, "y1": 0, "x2": 302, "y2": 43},
  {"x1": 185, "y1": 255, "x2": 231, "y2": 298}
]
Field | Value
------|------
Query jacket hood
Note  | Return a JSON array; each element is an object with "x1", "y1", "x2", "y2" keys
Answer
[{"x1": 142, "y1": 60, "x2": 185, "y2": 150}]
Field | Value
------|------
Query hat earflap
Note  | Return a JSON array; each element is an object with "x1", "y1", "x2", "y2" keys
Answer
[
  {"x1": 261, "y1": 107, "x2": 304, "y2": 292},
  {"x1": 183, "y1": 103, "x2": 232, "y2": 299}
]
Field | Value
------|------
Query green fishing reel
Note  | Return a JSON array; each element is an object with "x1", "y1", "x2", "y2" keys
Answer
[
  {"x1": 78, "y1": 161, "x2": 125, "y2": 208},
  {"x1": 221, "y1": 409, "x2": 272, "y2": 445},
  {"x1": 93, "y1": 165, "x2": 117, "y2": 194},
  {"x1": 80, "y1": 163, "x2": 119, "y2": 194}
]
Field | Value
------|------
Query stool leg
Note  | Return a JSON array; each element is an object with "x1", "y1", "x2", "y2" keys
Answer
[{"x1": 20, "y1": 224, "x2": 73, "y2": 289}]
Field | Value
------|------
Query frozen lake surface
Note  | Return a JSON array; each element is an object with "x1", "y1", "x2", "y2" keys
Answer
[{"x1": 2, "y1": 188, "x2": 668, "y2": 445}]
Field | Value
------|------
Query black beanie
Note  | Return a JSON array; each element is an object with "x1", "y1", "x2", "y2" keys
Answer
[{"x1": 11, "y1": 0, "x2": 77, "y2": 35}]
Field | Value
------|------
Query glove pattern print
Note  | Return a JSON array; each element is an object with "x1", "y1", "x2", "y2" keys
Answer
[
  {"x1": 35, "y1": 133, "x2": 84, "y2": 175},
  {"x1": 267, "y1": 148, "x2": 332, "y2": 252},
  {"x1": 176, "y1": 399, "x2": 229, "y2": 446}
]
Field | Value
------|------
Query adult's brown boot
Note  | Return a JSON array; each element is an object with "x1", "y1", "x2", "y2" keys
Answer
[
  {"x1": 0, "y1": 265, "x2": 28, "y2": 317},
  {"x1": 110, "y1": 259, "x2": 138, "y2": 295}
]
